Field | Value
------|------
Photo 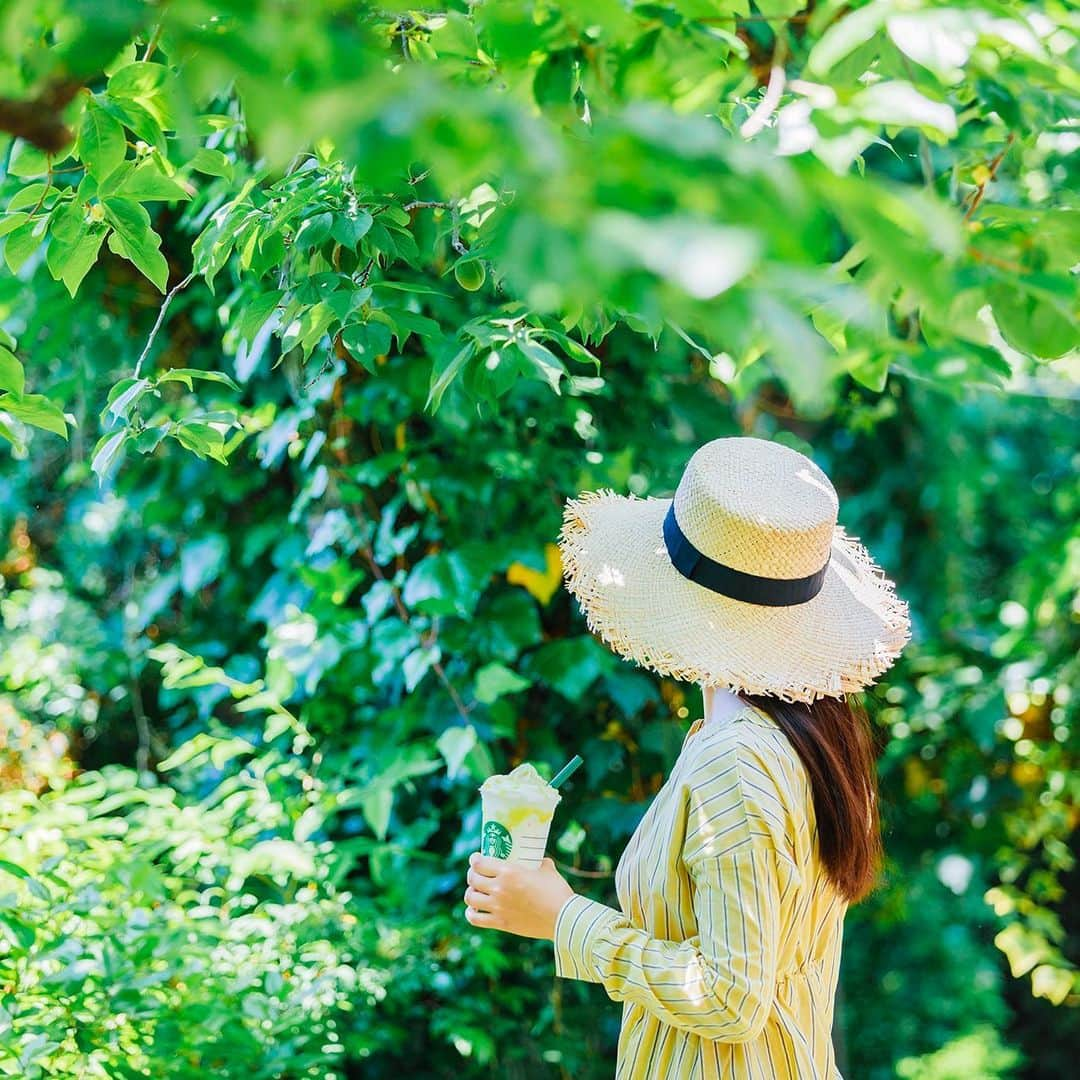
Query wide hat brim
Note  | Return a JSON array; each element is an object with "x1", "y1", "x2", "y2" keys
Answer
[{"x1": 558, "y1": 489, "x2": 912, "y2": 704}]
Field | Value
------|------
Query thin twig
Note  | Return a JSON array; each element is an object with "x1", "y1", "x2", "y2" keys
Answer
[
  {"x1": 27, "y1": 159, "x2": 54, "y2": 216},
  {"x1": 134, "y1": 271, "x2": 195, "y2": 378},
  {"x1": 967, "y1": 246, "x2": 1027, "y2": 274},
  {"x1": 402, "y1": 198, "x2": 469, "y2": 255},
  {"x1": 964, "y1": 134, "x2": 1015, "y2": 221},
  {"x1": 917, "y1": 135, "x2": 935, "y2": 188},
  {"x1": 126, "y1": 562, "x2": 152, "y2": 779},
  {"x1": 740, "y1": 32, "x2": 789, "y2": 138},
  {"x1": 12, "y1": 166, "x2": 84, "y2": 180},
  {"x1": 696, "y1": 12, "x2": 811, "y2": 23},
  {"x1": 450, "y1": 204, "x2": 467, "y2": 256},
  {"x1": 402, "y1": 199, "x2": 453, "y2": 212},
  {"x1": 142, "y1": 24, "x2": 163, "y2": 63},
  {"x1": 132, "y1": 662, "x2": 152, "y2": 776}
]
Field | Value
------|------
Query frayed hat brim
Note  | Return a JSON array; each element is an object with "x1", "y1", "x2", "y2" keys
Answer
[{"x1": 558, "y1": 490, "x2": 912, "y2": 705}]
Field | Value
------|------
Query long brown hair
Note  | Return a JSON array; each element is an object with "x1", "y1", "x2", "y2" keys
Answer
[{"x1": 741, "y1": 691, "x2": 884, "y2": 904}]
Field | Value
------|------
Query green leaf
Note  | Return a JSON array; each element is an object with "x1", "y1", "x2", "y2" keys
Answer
[
  {"x1": 525, "y1": 637, "x2": 612, "y2": 699},
  {"x1": 403, "y1": 644, "x2": 441, "y2": 692},
  {"x1": 3, "y1": 219, "x2": 45, "y2": 273},
  {"x1": 755, "y1": 294, "x2": 833, "y2": 418},
  {"x1": 78, "y1": 98, "x2": 128, "y2": 181},
  {"x1": 107, "y1": 61, "x2": 176, "y2": 127},
  {"x1": 297, "y1": 301, "x2": 337, "y2": 357},
  {"x1": 1030, "y1": 964, "x2": 1074, "y2": 1006},
  {"x1": 0, "y1": 212, "x2": 30, "y2": 237},
  {"x1": 754, "y1": 0, "x2": 806, "y2": 15},
  {"x1": 473, "y1": 662, "x2": 531, "y2": 704},
  {"x1": 103, "y1": 377, "x2": 152, "y2": 421},
  {"x1": 108, "y1": 97, "x2": 167, "y2": 153},
  {"x1": 341, "y1": 321, "x2": 392, "y2": 374},
  {"x1": 113, "y1": 162, "x2": 192, "y2": 201},
  {"x1": 0, "y1": 347, "x2": 24, "y2": 396},
  {"x1": 0, "y1": 393, "x2": 69, "y2": 438},
  {"x1": 0, "y1": 415, "x2": 23, "y2": 451},
  {"x1": 426, "y1": 342, "x2": 474, "y2": 412},
  {"x1": 180, "y1": 535, "x2": 229, "y2": 595},
  {"x1": 806, "y1": 1, "x2": 888, "y2": 76},
  {"x1": 533, "y1": 50, "x2": 577, "y2": 111},
  {"x1": 852, "y1": 81, "x2": 957, "y2": 140},
  {"x1": 47, "y1": 198, "x2": 86, "y2": 244},
  {"x1": 361, "y1": 787, "x2": 393, "y2": 841},
  {"x1": 436, "y1": 725, "x2": 478, "y2": 781},
  {"x1": 886, "y1": 10, "x2": 973, "y2": 83},
  {"x1": 995, "y1": 922, "x2": 1053, "y2": 978},
  {"x1": 60, "y1": 226, "x2": 108, "y2": 296},
  {"x1": 402, "y1": 551, "x2": 488, "y2": 618},
  {"x1": 102, "y1": 197, "x2": 169, "y2": 291},
  {"x1": 989, "y1": 282, "x2": 1076, "y2": 360},
  {"x1": 371, "y1": 279, "x2": 448, "y2": 297},
  {"x1": 157, "y1": 732, "x2": 219, "y2": 771},
  {"x1": 0, "y1": 912, "x2": 35, "y2": 951},
  {"x1": 235, "y1": 290, "x2": 284, "y2": 344},
  {"x1": 47, "y1": 207, "x2": 108, "y2": 297},
  {"x1": 384, "y1": 308, "x2": 442, "y2": 350},
  {"x1": 97, "y1": 159, "x2": 135, "y2": 197},
  {"x1": 849, "y1": 351, "x2": 892, "y2": 393},
  {"x1": 516, "y1": 338, "x2": 566, "y2": 394},
  {"x1": 7, "y1": 139, "x2": 52, "y2": 177},
  {"x1": 7, "y1": 183, "x2": 57, "y2": 212},
  {"x1": 91, "y1": 428, "x2": 129, "y2": 480},
  {"x1": 295, "y1": 212, "x2": 334, "y2": 248},
  {"x1": 331, "y1": 210, "x2": 373, "y2": 248},
  {"x1": 157, "y1": 368, "x2": 241, "y2": 392},
  {"x1": 551, "y1": 332, "x2": 600, "y2": 371},
  {"x1": 174, "y1": 421, "x2": 230, "y2": 464},
  {"x1": 191, "y1": 147, "x2": 234, "y2": 180},
  {"x1": 0, "y1": 859, "x2": 31, "y2": 880}
]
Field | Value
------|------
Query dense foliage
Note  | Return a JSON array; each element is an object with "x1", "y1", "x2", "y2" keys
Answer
[{"x1": 0, "y1": 1, "x2": 1077, "y2": 1077}]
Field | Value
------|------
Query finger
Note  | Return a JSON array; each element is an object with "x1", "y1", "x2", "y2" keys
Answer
[
  {"x1": 463, "y1": 886, "x2": 496, "y2": 912},
  {"x1": 464, "y1": 904, "x2": 500, "y2": 929},
  {"x1": 469, "y1": 852, "x2": 504, "y2": 878},
  {"x1": 540, "y1": 857, "x2": 555, "y2": 870},
  {"x1": 467, "y1": 868, "x2": 494, "y2": 893}
]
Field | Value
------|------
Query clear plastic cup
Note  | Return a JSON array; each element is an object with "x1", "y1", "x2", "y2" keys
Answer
[{"x1": 478, "y1": 763, "x2": 561, "y2": 870}]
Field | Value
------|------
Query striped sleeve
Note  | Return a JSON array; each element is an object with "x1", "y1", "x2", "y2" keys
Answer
[{"x1": 552, "y1": 747, "x2": 786, "y2": 1042}]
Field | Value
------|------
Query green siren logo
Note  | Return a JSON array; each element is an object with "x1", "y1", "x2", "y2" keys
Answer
[{"x1": 482, "y1": 820, "x2": 513, "y2": 860}]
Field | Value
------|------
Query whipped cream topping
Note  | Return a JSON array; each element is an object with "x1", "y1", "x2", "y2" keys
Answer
[{"x1": 480, "y1": 762, "x2": 561, "y2": 811}]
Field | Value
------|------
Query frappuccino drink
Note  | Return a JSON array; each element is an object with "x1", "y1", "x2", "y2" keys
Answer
[{"x1": 479, "y1": 763, "x2": 561, "y2": 870}]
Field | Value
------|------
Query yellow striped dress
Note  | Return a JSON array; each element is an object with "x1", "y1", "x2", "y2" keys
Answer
[{"x1": 553, "y1": 702, "x2": 847, "y2": 1079}]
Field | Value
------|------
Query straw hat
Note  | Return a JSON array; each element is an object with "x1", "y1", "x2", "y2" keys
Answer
[{"x1": 557, "y1": 436, "x2": 912, "y2": 704}]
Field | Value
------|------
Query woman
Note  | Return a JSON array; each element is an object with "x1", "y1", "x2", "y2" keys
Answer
[{"x1": 463, "y1": 436, "x2": 912, "y2": 1078}]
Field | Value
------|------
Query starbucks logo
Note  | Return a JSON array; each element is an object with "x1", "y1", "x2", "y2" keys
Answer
[{"x1": 482, "y1": 821, "x2": 513, "y2": 860}]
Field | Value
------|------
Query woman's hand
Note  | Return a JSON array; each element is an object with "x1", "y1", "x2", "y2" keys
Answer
[{"x1": 463, "y1": 852, "x2": 575, "y2": 940}]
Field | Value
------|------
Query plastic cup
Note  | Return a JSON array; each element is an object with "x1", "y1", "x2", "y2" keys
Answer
[{"x1": 478, "y1": 763, "x2": 561, "y2": 870}]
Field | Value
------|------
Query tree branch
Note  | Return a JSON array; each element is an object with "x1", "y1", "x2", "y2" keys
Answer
[
  {"x1": 134, "y1": 271, "x2": 196, "y2": 378},
  {"x1": 0, "y1": 78, "x2": 84, "y2": 153},
  {"x1": 964, "y1": 134, "x2": 1015, "y2": 221}
]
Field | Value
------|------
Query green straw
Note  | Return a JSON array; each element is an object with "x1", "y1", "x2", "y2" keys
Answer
[{"x1": 549, "y1": 754, "x2": 583, "y2": 789}]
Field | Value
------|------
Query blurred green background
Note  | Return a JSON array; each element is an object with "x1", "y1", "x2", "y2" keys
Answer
[{"x1": 1, "y1": 2, "x2": 1077, "y2": 1077}]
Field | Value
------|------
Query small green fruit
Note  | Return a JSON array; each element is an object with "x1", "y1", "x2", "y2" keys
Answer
[{"x1": 454, "y1": 259, "x2": 486, "y2": 292}]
